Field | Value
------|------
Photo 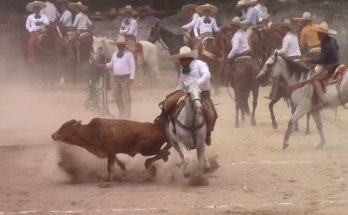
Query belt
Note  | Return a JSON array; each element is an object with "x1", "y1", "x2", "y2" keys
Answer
[{"x1": 114, "y1": 74, "x2": 130, "y2": 78}]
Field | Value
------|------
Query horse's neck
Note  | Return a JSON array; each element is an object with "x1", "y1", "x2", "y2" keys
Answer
[
  {"x1": 278, "y1": 58, "x2": 301, "y2": 85},
  {"x1": 160, "y1": 27, "x2": 184, "y2": 47},
  {"x1": 178, "y1": 99, "x2": 203, "y2": 127}
]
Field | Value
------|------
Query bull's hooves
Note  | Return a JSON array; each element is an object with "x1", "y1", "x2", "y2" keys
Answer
[
  {"x1": 283, "y1": 143, "x2": 289, "y2": 150},
  {"x1": 315, "y1": 144, "x2": 324, "y2": 150}
]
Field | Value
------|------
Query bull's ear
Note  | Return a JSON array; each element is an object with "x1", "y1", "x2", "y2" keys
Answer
[{"x1": 74, "y1": 121, "x2": 82, "y2": 127}]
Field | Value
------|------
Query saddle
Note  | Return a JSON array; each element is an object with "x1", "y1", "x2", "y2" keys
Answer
[{"x1": 327, "y1": 65, "x2": 346, "y2": 85}]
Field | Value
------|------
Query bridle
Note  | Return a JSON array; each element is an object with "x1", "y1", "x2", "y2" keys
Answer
[{"x1": 148, "y1": 25, "x2": 169, "y2": 50}]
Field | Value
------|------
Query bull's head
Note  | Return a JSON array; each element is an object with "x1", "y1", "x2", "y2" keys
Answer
[{"x1": 52, "y1": 119, "x2": 81, "y2": 143}]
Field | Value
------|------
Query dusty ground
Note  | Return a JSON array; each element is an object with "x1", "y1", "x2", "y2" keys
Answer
[{"x1": 0, "y1": 72, "x2": 348, "y2": 215}]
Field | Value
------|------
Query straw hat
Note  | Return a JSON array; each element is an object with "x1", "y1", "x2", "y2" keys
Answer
[
  {"x1": 169, "y1": 46, "x2": 198, "y2": 62},
  {"x1": 311, "y1": 22, "x2": 337, "y2": 35},
  {"x1": 294, "y1": 12, "x2": 312, "y2": 21},
  {"x1": 236, "y1": 0, "x2": 258, "y2": 8},
  {"x1": 68, "y1": 2, "x2": 88, "y2": 12},
  {"x1": 195, "y1": 4, "x2": 218, "y2": 15},
  {"x1": 26, "y1": 1, "x2": 46, "y2": 12},
  {"x1": 110, "y1": 35, "x2": 127, "y2": 45},
  {"x1": 119, "y1": 5, "x2": 138, "y2": 15},
  {"x1": 181, "y1": 4, "x2": 198, "y2": 14},
  {"x1": 229, "y1": 16, "x2": 243, "y2": 28}
]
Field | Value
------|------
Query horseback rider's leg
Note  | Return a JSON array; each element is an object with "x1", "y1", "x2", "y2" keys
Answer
[
  {"x1": 312, "y1": 65, "x2": 329, "y2": 107},
  {"x1": 160, "y1": 90, "x2": 186, "y2": 115},
  {"x1": 201, "y1": 91, "x2": 218, "y2": 146},
  {"x1": 27, "y1": 32, "x2": 39, "y2": 62}
]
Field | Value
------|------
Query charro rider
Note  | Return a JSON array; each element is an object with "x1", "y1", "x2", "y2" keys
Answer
[
  {"x1": 181, "y1": 4, "x2": 200, "y2": 46},
  {"x1": 25, "y1": 1, "x2": 49, "y2": 63},
  {"x1": 161, "y1": 46, "x2": 218, "y2": 146},
  {"x1": 254, "y1": 0, "x2": 270, "y2": 24},
  {"x1": 40, "y1": 0, "x2": 59, "y2": 23},
  {"x1": 237, "y1": 0, "x2": 258, "y2": 28},
  {"x1": 193, "y1": 4, "x2": 221, "y2": 49},
  {"x1": 118, "y1": 5, "x2": 138, "y2": 53},
  {"x1": 304, "y1": 22, "x2": 339, "y2": 109},
  {"x1": 67, "y1": 2, "x2": 92, "y2": 45},
  {"x1": 57, "y1": 0, "x2": 73, "y2": 33},
  {"x1": 296, "y1": 12, "x2": 321, "y2": 60},
  {"x1": 268, "y1": 19, "x2": 302, "y2": 100}
]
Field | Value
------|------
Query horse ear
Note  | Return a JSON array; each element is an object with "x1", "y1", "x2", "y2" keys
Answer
[{"x1": 274, "y1": 50, "x2": 278, "y2": 57}]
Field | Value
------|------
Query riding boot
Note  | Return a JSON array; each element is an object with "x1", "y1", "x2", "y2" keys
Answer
[{"x1": 313, "y1": 80, "x2": 329, "y2": 110}]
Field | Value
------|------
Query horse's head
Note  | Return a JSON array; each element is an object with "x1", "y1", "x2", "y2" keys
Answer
[
  {"x1": 92, "y1": 37, "x2": 105, "y2": 62},
  {"x1": 257, "y1": 50, "x2": 283, "y2": 86},
  {"x1": 185, "y1": 79, "x2": 203, "y2": 113},
  {"x1": 148, "y1": 22, "x2": 159, "y2": 43}
]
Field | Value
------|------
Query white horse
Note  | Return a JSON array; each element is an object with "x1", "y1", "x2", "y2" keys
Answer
[
  {"x1": 92, "y1": 37, "x2": 160, "y2": 86},
  {"x1": 257, "y1": 51, "x2": 348, "y2": 149},
  {"x1": 166, "y1": 80, "x2": 209, "y2": 177}
]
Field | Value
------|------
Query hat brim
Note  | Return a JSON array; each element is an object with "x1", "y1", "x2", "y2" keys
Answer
[
  {"x1": 229, "y1": 22, "x2": 243, "y2": 28},
  {"x1": 236, "y1": 1, "x2": 257, "y2": 8},
  {"x1": 195, "y1": 5, "x2": 218, "y2": 15},
  {"x1": 311, "y1": 28, "x2": 337, "y2": 35},
  {"x1": 181, "y1": 4, "x2": 198, "y2": 14},
  {"x1": 68, "y1": 3, "x2": 88, "y2": 12},
  {"x1": 169, "y1": 49, "x2": 199, "y2": 62},
  {"x1": 26, "y1": 2, "x2": 46, "y2": 12}
]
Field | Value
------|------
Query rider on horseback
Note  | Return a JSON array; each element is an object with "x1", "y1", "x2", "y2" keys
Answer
[
  {"x1": 25, "y1": 1, "x2": 50, "y2": 63},
  {"x1": 161, "y1": 46, "x2": 218, "y2": 146},
  {"x1": 254, "y1": 0, "x2": 270, "y2": 24},
  {"x1": 193, "y1": 4, "x2": 220, "y2": 49},
  {"x1": 57, "y1": 0, "x2": 73, "y2": 34},
  {"x1": 67, "y1": 2, "x2": 92, "y2": 45},
  {"x1": 119, "y1": 5, "x2": 138, "y2": 53},
  {"x1": 40, "y1": 0, "x2": 59, "y2": 23},
  {"x1": 304, "y1": 22, "x2": 339, "y2": 109},
  {"x1": 268, "y1": 19, "x2": 302, "y2": 100},
  {"x1": 181, "y1": 4, "x2": 200, "y2": 46}
]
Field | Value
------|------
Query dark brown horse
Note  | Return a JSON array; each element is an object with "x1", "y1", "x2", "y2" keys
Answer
[{"x1": 218, "y1": 29, "x2": 260, "y2": 127}]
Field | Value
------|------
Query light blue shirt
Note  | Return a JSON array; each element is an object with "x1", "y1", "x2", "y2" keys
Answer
[{"x1": 240, "y1": 6, "x2": 259, "y2": 26}]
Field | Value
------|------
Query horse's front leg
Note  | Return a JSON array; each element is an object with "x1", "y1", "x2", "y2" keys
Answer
[
  {"x1": 311, "y1": 111, "x2": 326, "y2": 149},
  {"x1": 283, "y1": 106, "x2": 307, "y2": 150},
  {"x1": 269, "y1": 96, "x2": 281, "y2": 129},
  {"x1": 196, "y1": 141, "x2": 206, "y2": 174},
  {"x1": 251, "y1": 88, "x2": 259, "y2": 126},
  {"x1": 305, "y1": 113, "x2": 311, "y2": 135},
  {"x1": 290, "y1": 101, "x2": 300, "y2": 132}
]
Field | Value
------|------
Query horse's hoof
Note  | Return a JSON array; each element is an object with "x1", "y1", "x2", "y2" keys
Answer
[
  {"x1": 272, "y1": 122, "x2": 278, "y2": 129},
  {"x1": 283, "y1": 143, "x2": 289, "y2": 150},
  {"x1": 251, "y1": 119, "x2": 256, "y2": 126},
  {"x1": 305, "y1": 130, "x2": 310, "y2": 135},
  {"x1": 315, "y1": 143, "x2": 324, "y2": 150}
]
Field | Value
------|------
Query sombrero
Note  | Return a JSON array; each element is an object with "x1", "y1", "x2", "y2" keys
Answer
[
  {"x1": 169, "y1": 46, "x2": 198, "y2": 62},
  {"x1": 68, "y1": 2, "x2": 88, "y2": 12},
  {"x1": 26, "y1": 1, "x2": 46, "y2": 12},
  {"x1": 119, "y1": 5, "x2": 138, "y2": 15},
  {"x1": 293, "y1": 12, "x2": 312, "y2": 21},
  {"x1": 311, "y1": 22, "x2": 337, "y2": 35},
  {"x1": 229, "y1": 16, "x2": 243, "y2": 28},
  {"x1": 195, "y1": 4, "x2": 218, "y2": 15},
  {"x1": 110, "y1": 35, "x2": 127, "y2": 45},
  {"x1": 236, "y1": 0, "x2": 258, "y2": 8},
  {"x1": 181, "y1": 4, "x2": 198, "y2": 14}
]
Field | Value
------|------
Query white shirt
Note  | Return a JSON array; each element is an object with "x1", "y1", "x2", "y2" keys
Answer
[
  {"x1": 182, "y1": 13, "x2": 200, "y2": 30},
  {"x1": 278, "y1": 32, "x2": 302, "y2": 57},
  {"x1": 73, "y1": 12, "x2": 92, "y2": 30},
  {"x1": 240, "y1": 6, "x2": 259, "y2": 26},
  {"x1": 40, "y1": 1, "x2": 59, "y2": 22},
  {"x1": 228, "y1": 29, "x2": 250, "y2": 59},
  {"x1": 254, "y1": 4, "x2": 270, "y2": 22},
  {"x1": 193, "y1": 16, "x2": 220, "y2": 38},
  {"x1": 176, "y1": 59, "x2": 211, "y2": 91},
  {"x1": 119, "y1": 17, "x2": 137, "y2": 37},
  {"x1": 60, "y1": 10, "x2": 72, "y2": 27},
  {"x1": 25, "y1": 13, "x2": 49, "y2": 32},
  {"x1": 106, "y1": 50, "x2": 135, "y2": 79}
]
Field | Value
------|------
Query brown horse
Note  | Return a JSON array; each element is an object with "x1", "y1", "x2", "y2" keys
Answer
[{"x1": 217, "y1": 29, "x2": 260, "y2": 127}]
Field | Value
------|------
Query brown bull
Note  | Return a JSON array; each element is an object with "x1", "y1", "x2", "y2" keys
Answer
[{"x1": 52, "y1": 116, "x2": 171, "y2": 180}]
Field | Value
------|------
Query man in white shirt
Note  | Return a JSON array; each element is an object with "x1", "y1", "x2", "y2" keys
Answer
[
  {"x1": 25, "y1": 1, "x2": 50, "y2": 62},
  {"x1": 68, "y1": 2, "x2": 92, "y2": 44},
  {"x1": 57, "y1": 0, "x2": 72, "y2": 30},
  {"x1": 40, "y1": 1, "x2": 59, "y2": 23},
  {"x1": 181, "y1": 4, "x2": 199, "y2": 44},
  {"x1": 193, "y1": 4, "x2": 220, "y2": 49},
  {"x1": 162, "y1": 46, "x2": 218, "y2": 145},
  {"x1": 268, "y1": 19, "x2": 302, "y2": 100},
  {"x1": 227, "y1": 17, "x2": 252, "y2": 61},
  {"x1": 119, "y1": 5, "x2": 138, "y2": 53},
  {"x1": 105, "y1": 36, "x2": 135, "y2": 118},
  {"x1": 254, "y1": 0, "x2": 270, "y2": 23}
]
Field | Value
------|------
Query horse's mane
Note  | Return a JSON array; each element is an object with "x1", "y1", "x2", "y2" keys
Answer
[{"x1": 282, "y1": 56, "x2": 310, "y2": 80}]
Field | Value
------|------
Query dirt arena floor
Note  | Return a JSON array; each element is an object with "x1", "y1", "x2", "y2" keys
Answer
[{"x1": 0, "y1": 72, "x2": 348, "y2": 215}]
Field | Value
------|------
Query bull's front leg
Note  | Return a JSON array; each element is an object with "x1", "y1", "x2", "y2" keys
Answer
[{"x1": 107, "y1": 155, "x2": 116, "y2": 181}]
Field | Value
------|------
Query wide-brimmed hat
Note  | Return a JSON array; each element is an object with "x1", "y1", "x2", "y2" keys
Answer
[
  {"x1": 110, "y1": 35, "x2": 127, "y2": 45},
  {"x1": 119, "y1": 5, "x2": 138, "y2": 15},
  {"x1": 26, "y1": 1, "x2": 46, "y2": 12},
  {"x1": 68, "y1": 2, "x2": 88, "y2": 12},
  {"x1": 311, "y1": 22, "x2": 337, "y2": 35},
  {"x1": 236, "y1": 0, "x2": 258, "y2": 8},
  {"x1": 195, "y1": 4, "x2": 218, "y2": 15},
  {"x1": 229, "y1": 16, "x2": 243, "y2": 28},
  {"x1": 181, "y1": 4, "x2": 198, "y2": 14},
  {"x1": 294, "y1": 12, "x2": 312, "y2": 21},
  {"x1": 169, "y1": 46, "x2": 198, "y2": 62}
]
